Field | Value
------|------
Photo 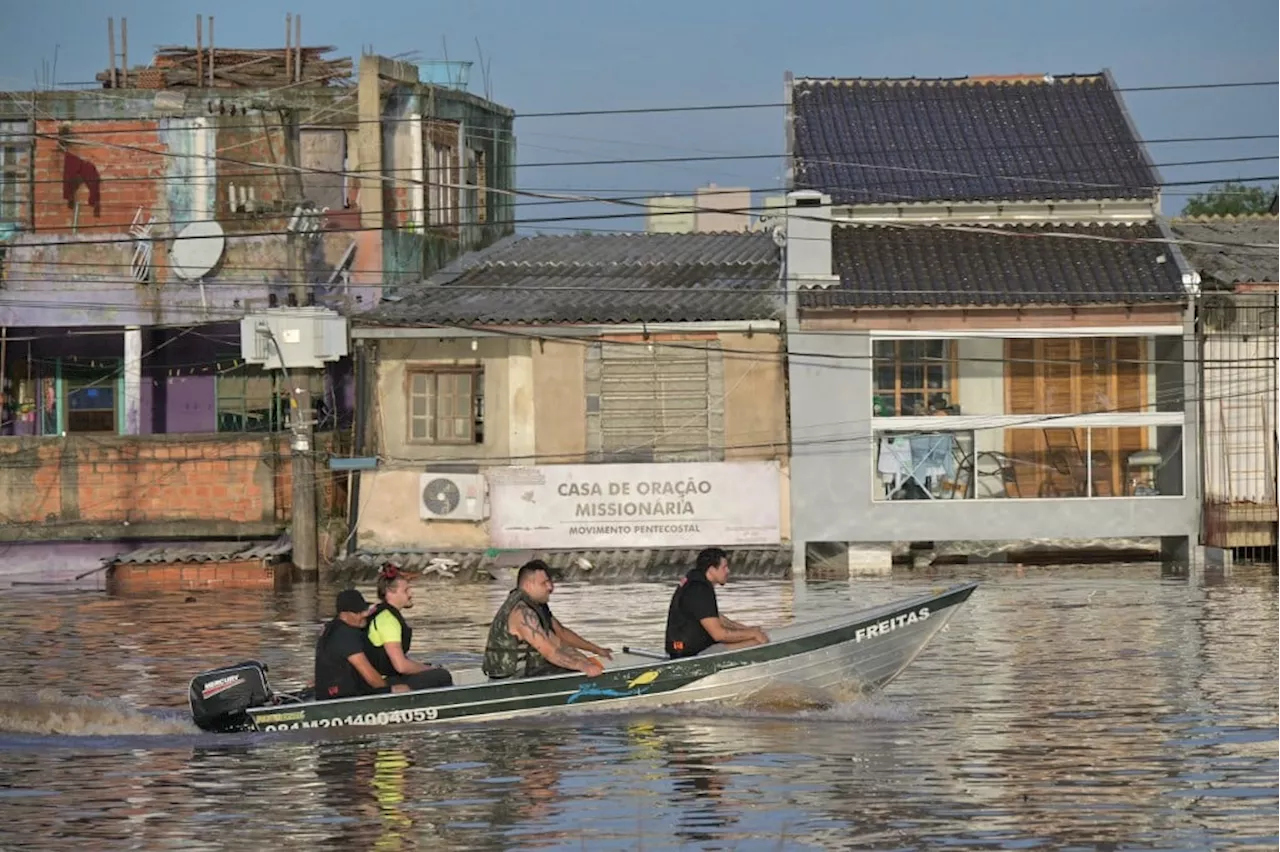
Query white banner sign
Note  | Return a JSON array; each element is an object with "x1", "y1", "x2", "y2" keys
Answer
[{"x1": 488, "y1": 461, "x2": 781, "y2": 549}]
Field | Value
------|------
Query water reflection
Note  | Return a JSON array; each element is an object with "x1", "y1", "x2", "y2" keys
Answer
[
  {"x1": 0, "y1": 566, "x2": 1275, "y2": 850},
  {"x1": 315, "y1": 745, "x2": 420, "y2": 850}
]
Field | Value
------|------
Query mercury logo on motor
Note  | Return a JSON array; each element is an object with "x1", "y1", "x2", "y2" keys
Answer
[{"x1": 201, "y1": 674, "x2": 245, "y2": 699}]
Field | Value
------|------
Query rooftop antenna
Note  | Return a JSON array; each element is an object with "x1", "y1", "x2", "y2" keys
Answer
[{"x1": 475, "y1": 37, "x2": 492, "y2": 101}]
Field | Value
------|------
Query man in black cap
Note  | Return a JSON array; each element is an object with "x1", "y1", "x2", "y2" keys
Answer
[{"x1": 314, "y1": 588, "x2": 411, "y2": 701}]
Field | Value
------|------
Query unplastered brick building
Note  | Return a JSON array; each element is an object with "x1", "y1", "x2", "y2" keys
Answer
[{"x1": 0, "y1": 22, "x2": 515, "y2": 574}]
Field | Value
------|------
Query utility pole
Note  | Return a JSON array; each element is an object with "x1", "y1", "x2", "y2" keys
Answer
[
  {"x1": 283, "y1": 108, "x2": 318, "y2": 576},
  {"x1": 288, "y1": 363, "x2": 318, "y2": 576}
]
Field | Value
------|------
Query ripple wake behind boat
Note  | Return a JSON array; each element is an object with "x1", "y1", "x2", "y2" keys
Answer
[{"x1": 0, "y1": 688, "x2": 197, "y2": 737}]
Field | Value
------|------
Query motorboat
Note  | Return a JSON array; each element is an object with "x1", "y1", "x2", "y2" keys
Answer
[{"x1": 189, "y1": 581, "x2": 978, "y2": 734}]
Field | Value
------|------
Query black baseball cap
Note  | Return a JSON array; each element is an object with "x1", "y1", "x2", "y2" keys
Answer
[{"x1": 336, "y1": 588, "x2": 373, "y2": 614}]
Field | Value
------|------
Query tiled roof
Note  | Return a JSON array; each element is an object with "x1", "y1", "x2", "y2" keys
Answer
[
  {"x1": 801, "y1": 221, "x2": 1187, "y2": 309},
  {"x1": 1169, "y1": 216, "x2": 1279, "y2": 286},
  {"x1": 790, "y1": 74, "x2": 1158, "y2": 205},
  {"x1": 363, "y1": 232, "x2": 782, "y2": 326}
]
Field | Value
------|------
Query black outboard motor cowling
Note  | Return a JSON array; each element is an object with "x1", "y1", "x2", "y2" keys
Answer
[{"x1": 189, "y1": 660, "x2": 272, "y2": 732}]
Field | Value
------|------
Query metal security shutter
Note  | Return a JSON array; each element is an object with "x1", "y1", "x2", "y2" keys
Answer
[{"x1": 586, "y1": 342, "x2": 724, "y2": 462}]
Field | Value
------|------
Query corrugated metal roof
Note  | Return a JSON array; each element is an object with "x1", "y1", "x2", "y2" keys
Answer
[
  {"x1": 439, "y1": 232, "x2": 780, "y2": 268},
  {"x1": 360, "y1": 232, "x2": 783, "y2": 327},
  {"x1": 803, "y1": 221, "x2": 1187, "y2": 309},
  {"x1": 790, "y1": 73, "x2": 1158, "y2": 205},
  {"x1": 107, "y1": 539, "x2": 292, "y2": 566},
  {"x1": 1170, "y1": 216, "x2": 1279, "y2": 286}
]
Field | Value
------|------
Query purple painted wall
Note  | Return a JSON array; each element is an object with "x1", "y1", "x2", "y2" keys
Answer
[{"x1": 140, "y1": 375, "x2": 217, "y2": 434}]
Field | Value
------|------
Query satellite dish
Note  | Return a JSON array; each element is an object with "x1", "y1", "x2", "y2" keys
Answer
[{"x1": 170, "y1": 220, "x2": 225, "y2": 280}]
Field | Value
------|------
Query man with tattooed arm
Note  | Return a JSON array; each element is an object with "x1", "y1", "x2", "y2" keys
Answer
[{"x1": 482, "y1": 560, "x2": 608, "y2": 680}]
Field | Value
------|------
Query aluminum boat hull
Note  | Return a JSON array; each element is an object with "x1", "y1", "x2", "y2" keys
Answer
[{"x1": 245, "y1": 581, "x2": 977, "y2": 734}]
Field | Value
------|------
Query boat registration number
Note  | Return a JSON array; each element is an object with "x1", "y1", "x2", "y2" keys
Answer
[{"x1": 260, "y1": 707, "x2": 439, "y2": 731}]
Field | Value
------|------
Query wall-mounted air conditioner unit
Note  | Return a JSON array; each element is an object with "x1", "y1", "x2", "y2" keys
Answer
[{"x1": 419, "y1": 472, "x2": 489, "y2": 521}]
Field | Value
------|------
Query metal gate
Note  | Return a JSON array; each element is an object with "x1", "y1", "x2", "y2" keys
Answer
[{"x1": 1199, "y1": 293, "x2": 1278, "y2": 554}]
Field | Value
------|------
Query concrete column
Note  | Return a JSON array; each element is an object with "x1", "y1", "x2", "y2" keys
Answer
[
  {"x1": 357, "y1": 55, "x2": 386, "y2": 231},
  {"x1": 1160, "y1": 535, "x2": 1206, "y2": 569},
  {"x1": 507, "y1": 340, "x2": 536, "y2": 463},
  {"x1": 790, "y1": 540, "x2": 807, "y2": 576},
  {"x1": 847, "y1": 544, "x2": 893, "y2": 576},
  {"x1": 123, "y1": 325, "x2": 142, "y2": 435}
]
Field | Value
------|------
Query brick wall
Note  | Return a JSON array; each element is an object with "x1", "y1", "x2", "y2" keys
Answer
[
  {"x1": 214, "y1": 117, "x2": 293, "y2": 234},
  {"x1": 3, "y1": 229, "x2": 355, "y2": 291},
  {"x1": 107, "y1": 558, "x2": 284, "y2": 593},
  {"x1": 0, "y1": 434, "x2": 341, "y2": 541},
  {"x1": 33, "y1": 120, "x2": 165, "y2": 233}
]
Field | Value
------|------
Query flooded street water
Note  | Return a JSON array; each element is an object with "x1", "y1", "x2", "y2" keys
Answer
[{"x1": 0, "y1": 564, "x2": 1275, "y2": 850}]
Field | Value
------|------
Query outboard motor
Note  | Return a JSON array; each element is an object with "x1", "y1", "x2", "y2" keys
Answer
[{"x1": 189, "y1": 660, "x2": 273, "y2": 732}]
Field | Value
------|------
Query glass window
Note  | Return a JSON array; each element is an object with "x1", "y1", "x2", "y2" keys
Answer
[
  {"x1": 63, "y1": 367, "x2": 117, "y2": 433},
  {"x1": 407, "y1": 369, "x2": 483, "y2": 444},
  {"x1": 872, "y1": 340, "x2": 956, "y2": 416}
]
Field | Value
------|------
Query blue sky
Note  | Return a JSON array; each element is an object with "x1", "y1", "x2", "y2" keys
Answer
[{"x1": 3, "y1": 0, "x2": 1276, "y2": 229}]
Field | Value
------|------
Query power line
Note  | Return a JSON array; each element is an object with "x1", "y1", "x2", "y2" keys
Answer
[
  {"x1": 3, "y1": 218, "x2": 1274, "y2": 299},
  {"x1": 9, "y1": 182, "x2": 1280, "y2": 249},
  {"x1": 9, "y1": 84, "x2": 1276, "y2": 127},
  {"x1": 6, "y1": 177, "x2": 1277, "y2": 239},
  {"x1": 514, "y1": 80, "x2": 1280, "y2": 118},
  {"x1": 4, "y1": 116, "x2": 1273, "y2": 300},
  {"x1": 16, "y1": 135, "x2": 1277, "y2": 187},
  {"x1": 11, "y1": 110, "x2": 1275, "y2": 153},
  {"x1": 6, "y1": 260, "x2": 1278, "y2": 296},
  {"x1": 0, "y1": 294, "x2": 1270, "y2": 374},
  {"x1": 0, "y1": 381, "x2": 1259, "y2": 478},
  {"x1": 15, "y1": 124, "x2": 1279, "y2": 238}
]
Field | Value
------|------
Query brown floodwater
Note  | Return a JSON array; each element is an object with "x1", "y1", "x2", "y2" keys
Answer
[{"x1": 0, "y1": 564, "x2": 1275, "y2": 850}]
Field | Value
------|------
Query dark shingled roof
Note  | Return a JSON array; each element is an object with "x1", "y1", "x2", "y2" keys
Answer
[
  {"x1": 790, "y1": 73, "x2": 1159, "y2": 205},
  {"x1": 801, "y1": 221, "x2": 1187, "y2": 309},
  {"x1": 1169, "y1": 216, "x2": 1279, "y2": 286},
  {"x1": 364, "y1": 232, "x2": 783, "y2": 326}
]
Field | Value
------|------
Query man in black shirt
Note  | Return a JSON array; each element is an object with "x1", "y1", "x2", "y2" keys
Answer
[
  {"x1": 315, "y1": 589, "x2": 411, "y2": 701},
  {"x1": 665, "y1": 547, "x2": 769, "y2": 659}
]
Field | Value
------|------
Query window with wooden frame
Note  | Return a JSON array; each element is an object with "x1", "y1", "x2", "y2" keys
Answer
[
  {"x1": 872, "y1": 339, "x2": 957, "y2": 416},
  {"x1": 407, "y1": 368, "x2": 484, "y2": 444}
]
